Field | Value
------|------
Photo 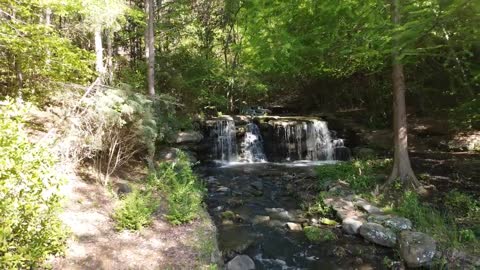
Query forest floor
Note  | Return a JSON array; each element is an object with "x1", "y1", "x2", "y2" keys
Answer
[{"x1": 50, "y1": 164, "x2": 218, "y2": 270}]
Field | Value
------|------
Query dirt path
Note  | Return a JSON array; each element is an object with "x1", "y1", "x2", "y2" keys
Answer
[{"x1": 51, "y1": 172, "x2": 219, "y2": 270}]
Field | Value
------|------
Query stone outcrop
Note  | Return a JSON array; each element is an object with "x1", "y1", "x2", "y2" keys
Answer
[
  {"x1": 226, "y1": 255, "x2": 255, "y2": 270},
  {"x1": 398, "y1": 231, "x2": 436, "y2": 268},
  {"x1": 359, "y1": 222, "x2": 397, "y2": 247}
]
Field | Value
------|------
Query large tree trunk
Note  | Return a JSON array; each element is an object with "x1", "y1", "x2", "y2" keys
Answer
[
  {"x1": 145, "y1": 0, "x2": 155, "y2": 97},
  {"x1": 94, "y1": 28, "x2": 105, "y2": 75},
  {"x1": 387, "y1": 0, "x2": 421, "y2": 189}
]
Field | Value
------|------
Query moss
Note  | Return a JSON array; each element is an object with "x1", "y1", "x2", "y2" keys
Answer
[
  {"x1": 221, "y1": 210, "x2": 235, "y2": 220},
  {"x1": 304, "y1": 226, "x2": 336, "y2": 242}
]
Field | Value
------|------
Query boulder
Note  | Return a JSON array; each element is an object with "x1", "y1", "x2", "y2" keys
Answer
[
  {"x1": 334, "y1": 146, "x2": 351, "y2": 161},
  {"x1": 286, "y1": 222, "x2": 302, "y2": 231},
  {"x1": 114, "y1": 182, "x2": 132, "y2": 196},
  {"x1": 252, "y1": 215, "x2": 270, "y2": 224},
  {"x1": 398, "y1": 231, "x2": 436, "y2": 268},
  {"x1": 359, "y1": 222, "x2": 397, "y2": 247},
  {"x1": 157, "y1": 147, "x2": 180, "y2": 161},
  {"x1": 266, "y1": 208, "x2": 294, "y2": 221},
  {"x1": 342, "y1": 217, "x2": 364, "y2": 235},
  {"x1": 367, "y1": 214, "x2": 412, "y2": 231},
  {"x1": 226, "y1": 255, "x2": 255, "y2": 270},
  {"x1": 173, "y1": 131, "x2": 203, "y2": 144}
]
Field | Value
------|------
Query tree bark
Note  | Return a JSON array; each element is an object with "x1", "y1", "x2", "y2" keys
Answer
[
  {"x1": 145, "y1": 0, "x2": 155, "y2": 97},
  {"x1": 387, "y1": 0, "x2": 421, "y2": 189},
  {"x1": 94, "y1": 28, "x2": 105, "y2": 75},
  {"x1": 106, "y1": 29, "x2": 114, "y2": 85}
]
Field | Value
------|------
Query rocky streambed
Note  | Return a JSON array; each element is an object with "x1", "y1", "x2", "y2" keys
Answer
[{"x1": 197, "y1": 162, "x2": 395, "y2": 269}]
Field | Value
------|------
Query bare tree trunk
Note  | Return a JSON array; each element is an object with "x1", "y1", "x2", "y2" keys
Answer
[
  {"x1": 45, "y1": 7, "x2": 52, "y2": 67},
  {"x1": 106, "y1": 29, "x2": 114, "y2": 85},
  {"x1": 145, "y1": 0, "x2": 155, "y2": 97},
  {"x1": 94, "y1": 28, "x2": 105, "y2": 75},
  {"x1": 386, "y1": 0, "x2": 421, "y2": 189}
]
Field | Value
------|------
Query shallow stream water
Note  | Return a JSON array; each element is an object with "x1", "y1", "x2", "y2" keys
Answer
[{"x1": 198, "y1": 162, "x2": 394, "y2": 269}]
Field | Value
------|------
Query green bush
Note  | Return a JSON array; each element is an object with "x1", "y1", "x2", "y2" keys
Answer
[
  {"x1": 449, "y1": 97, "x2": 480, "y2": 130},
  {"x1": 113, "y1": 189, "x2": 159, "y2": 231},
  {"x1": 303, "y1": 192, "x2": 335, "y2": 218},
  {"x1": 149, "y1": 152, "x2": 204, "y2": 225},
  {"x1": 395, "y1": 191, "x2": 475, "y2": 247},
  {"x1": 0, "y1": 99, "x2": 67, "y2": 268},
  {"x1": 445, "y1": 190, "x2": 479, "y2": 219},
  {"x1": 316, "y1": 159, "x2": 390, "y2": 194}
]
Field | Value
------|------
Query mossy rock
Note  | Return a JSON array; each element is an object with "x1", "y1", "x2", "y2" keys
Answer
[
  {"x1": 221, "y1": 210, "x2": 235, "y2": 220},
  {"x1": 304, "y1": 226, "x2": 337, "y2": 242}
]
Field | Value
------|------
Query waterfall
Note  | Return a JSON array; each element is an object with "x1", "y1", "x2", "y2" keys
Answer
[
  {"x1": 211, "y1": 118, "x2": 237, "y2": 163},
  {"x1": 240, "y1": 123, "x2": 267, "y2": 163},
  {"x1": 305, "y1": 120, "x2": 333, "y2": 160},
  {"x1": 269, "y1": 119, "x2": 334, "y2": 161}
]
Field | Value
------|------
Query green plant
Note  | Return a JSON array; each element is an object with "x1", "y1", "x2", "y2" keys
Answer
[
  {"x1": 113, "y1": 190, "x2": 159, "y2": 231},
  {"x1": 445, "y1": 190, "x2": 479, "y2": 218},
  {"x1": 304, "y1": 192, "x2": 335, "y2": 218},
  {"x1": 316, "y1": 159, "x2": 390, "y2": 194},
  {"x1": 0, "y1": 99, "x2": 67, "y2": 268},
  {"x1": 395, "y1": 191, "x2": 474, "y2": 247},
  {"x1": 459, "y1": 229, "x2": 476, "y2": 243},
  {"x1": 303, "y1": 226, "x2": 336, "y2": 242},
  {"x1": 149, "y1": 152, "x2": 204, "y2": 225}
]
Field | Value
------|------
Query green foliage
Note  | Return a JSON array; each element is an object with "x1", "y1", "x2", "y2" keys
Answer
[
  {"x1": 303, "y1": 226, "x2": 336, "y2": 243},
  {"x1": 113, "y1": 189, "x2": 159, "y2": 231},
  {"x1": 0, "y1": 99, "x2": 67, "y2": 268},
  {"x1": 445, "y1": 190, "x2": 479, "y2": 218},
  {"x1": 449, "y1": 98, "x2": 480, "y2": 130},
  {"x1": 316, "y1": 159, "x2": 391, "y2": 194},
  {"x1": 303, "y1": 192, "x2": 334, "y2": 218},
  {"x1": 60, "y1": 86, "x2": 157, "y2": 183},
  {"x1": 148, "y1": 152, "x2": 204, "y2": 225},
  {"x1": 395, "y1": 191, "x2": 476, "y2": 247}
]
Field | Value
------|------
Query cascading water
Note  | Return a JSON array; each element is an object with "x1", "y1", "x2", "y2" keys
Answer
[
  {"x1": 266, "y1": 119, "x2": 335, "y2": 162},
  {"x1": 211, "y1": 118, "x2": 237, "y2": 163},
  {"x1": 305, "y1": 120, "x2": 334, "y2": 160},
  {"x1": 239, "y1": 123, "x2": 267, "y2": 163}
]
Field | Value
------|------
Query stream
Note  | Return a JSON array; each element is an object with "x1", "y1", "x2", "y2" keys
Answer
[{"x1": 198, "y1": 161, "x2": 394, "y2": 269}]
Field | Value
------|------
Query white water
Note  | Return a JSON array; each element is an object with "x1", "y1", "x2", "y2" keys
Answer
[
  {"x1": 276, "y1": 119, "x2": 334, "y2": 161},
  {"x1": 211, "y1": 117, "x2": 337, "y2": 164},
  {"x1": 239, "y1": 123, "x2": 267, "y2": 163},
  {"x1": 212, "y1": 118, "x2": 237, "y2": 163}
]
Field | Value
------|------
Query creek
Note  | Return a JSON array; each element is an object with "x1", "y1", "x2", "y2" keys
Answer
[{"x1": 197, "y1": 116, "x2": 394, "y2": 269}]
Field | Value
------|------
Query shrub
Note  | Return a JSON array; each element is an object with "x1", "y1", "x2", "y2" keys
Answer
[
  {"x1": 444, "y1": 190, "x2": 479, "y2": 219},
  {"x1": 316, "y1": 159, "x2": 390, "y2": 194},
  {"x1": 113, "y1": 189, "x2": 159, "y2": 231},
  {"x1": 303, "y1": 192, "x2": 335, "y2": 218},
  {"x1": 54, "y1": 86, "x2": 158, "y2": 185},
  {"x1": 395, "y1": 191, "x2": 475, "y2": 247},
  {"x1": 149, "y1": 152, "x2": 204, "y2": 225},
  {"x1": 304, "y1": 226, "x2": 336, "y2": 242},
  {"x1": 0, "y1": 99, "x2": 67, "y2": 268}
]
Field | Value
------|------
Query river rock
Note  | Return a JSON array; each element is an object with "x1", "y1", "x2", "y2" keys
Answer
[
  {"x1": 252, "y1": 215, "x2": 270, "y2": 224},
  {"x1": 286, "y1": 222, "x2": 302, "y2": 231},
  {"x1": 266, "y1": 208, "x2": 294, "y2": 221},
  {"x1": 342, "y1": 217, "x2": 364, "y2": 235},
  {"x1": 368, "y1": 214, "x2": 412, "y2": 231},
  {"x1": 173, "y1": 131, "x2": 203, "y2": 144},
  {"x1": 227, "y1": 255, "x2": 255, "y2": 270},
  {"x1": 359, "y1": 222, "x2": 397, "y2": 247},
  {"x1": 355, "y1": 200, "x2": 383, "y2": 214},
  {"x1": 217, "y1": 186, "x2": 230, "y2": 193},
  {"x1": 398, "y1": 231, "x2": 436, "y2": 268},
  {"x1": 250, "y1": 180, "x2": 263, "y2": 190}
]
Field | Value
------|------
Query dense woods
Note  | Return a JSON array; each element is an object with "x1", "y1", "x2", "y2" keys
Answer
[{"x1": 0, "y1": 0, "x2": 479, "y2": 268}]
